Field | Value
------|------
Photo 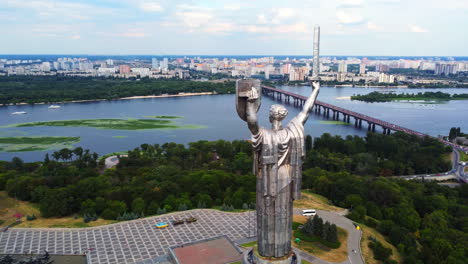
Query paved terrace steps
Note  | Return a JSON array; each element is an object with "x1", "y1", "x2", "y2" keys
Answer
[{"x1": 0, "y1": 210, "x2": 254, "y2": 264}]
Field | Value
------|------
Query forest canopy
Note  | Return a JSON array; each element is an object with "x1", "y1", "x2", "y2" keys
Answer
[{"x1": 0, "y1": 76, "x2": 235, "y2": 105}]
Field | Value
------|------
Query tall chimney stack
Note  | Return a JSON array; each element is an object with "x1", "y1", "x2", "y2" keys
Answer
[{"x1": 312, "y1": 25, "x2": 320, "y2": 80}]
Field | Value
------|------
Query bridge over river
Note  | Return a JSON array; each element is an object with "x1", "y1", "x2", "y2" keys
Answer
[
  {"x1": 261, "y1": 85, "x2": 468, "y2": 183},
  {"x1": 262, "y1": 85, "x2": 429, "y2": 136}
]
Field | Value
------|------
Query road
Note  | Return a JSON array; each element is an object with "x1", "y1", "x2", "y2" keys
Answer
[
  {"x1": 293, "y1": 209, "x2": 364, "y2": 264},
  {"x1": 455, "y1": 149, "x2": 468, "y2": 182},
  {"x1": 396, "y1": 149, "x2": 467, "y2": 183}
]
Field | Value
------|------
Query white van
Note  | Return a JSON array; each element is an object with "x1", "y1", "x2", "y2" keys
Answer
[{"x1": 301, "y1": 209, "x2": 316, "y2": 217}]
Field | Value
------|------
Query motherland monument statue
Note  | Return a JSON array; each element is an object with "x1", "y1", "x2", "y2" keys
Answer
[{"x1": 236, "y1": 79, "x2": 320, "y2": 263}]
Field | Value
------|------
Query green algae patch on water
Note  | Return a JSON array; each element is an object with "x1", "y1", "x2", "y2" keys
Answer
[
  {"x1": 4, "y1": 118, "x2": 203, "y2": 131},
  {"x1": 144, "y1": 115, "x2": 183, "y2": 119},
  {"x1": 0, "y1": 136, "x2": 80, "y2": 153},
  {"x1": 319, "y1": 121, "x2": 351, "y2": 125},
  {"x1": 112, "y1": 136, "x2": 128, "y2": 138}
]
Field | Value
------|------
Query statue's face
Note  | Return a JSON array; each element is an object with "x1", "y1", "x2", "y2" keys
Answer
[{"x1": 269, "y1": 104, "x2": 288, "y2": 123}]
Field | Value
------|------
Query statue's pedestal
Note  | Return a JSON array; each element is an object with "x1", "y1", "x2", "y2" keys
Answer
[{"x1": 242, "y1": 248, "x2": 301, "y2": 264}]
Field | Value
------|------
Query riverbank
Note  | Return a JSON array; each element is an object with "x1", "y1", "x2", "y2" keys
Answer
[
  {"x1": 0, "y1": 92, "x2": 216, "y2": 107},
  {"x1": 351, "y1": 91, "x2": 468, "y2": 103}
]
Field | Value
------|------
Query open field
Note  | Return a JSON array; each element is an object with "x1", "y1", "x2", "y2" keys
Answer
[
  {"x1": 0, "y1": 136, "x2": 80, "y2": 152},
  {"x1": 0, "y1": 191, "x2": 41, "y2": 227},
  {"x1": 361, "y1": 223, "x2": 401, "y2": 264},
  {"x1": 294, "y1": 192, "x2": 343, "y2": 212},
  {"x1": 0, "y1": 191, "x2": 115, "y2": 228},
  {"x1": 3, "y1": 118, "x2": 205, "y2": 131}
]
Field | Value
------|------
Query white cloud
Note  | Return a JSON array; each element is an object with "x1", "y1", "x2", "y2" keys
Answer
[
  {"x1": 32, "y1": 24, "x2": 72, "y2": 33},
  {"x1": 243, "y1": 23, "x2": 308, "y2": 34},
  {"x1": 338, "y1": 0, "x2": 364, "y2": 7},
  {"x1": 70, "y1": 35, "x2": 81, "y2": 40},
  {"x1": 409, "y1": 24, "x2": 428, "y2": 33},
  {"x1": 175, "y1": 11, "x2": 213, "y2": 29},
  {"x1": 223, "y1": 4, "x2": 241, "y2": 11},
  {"x1": 4, "y1": 0, "x2": 117, "y2": 22},
  {"x1": 374, "y1": 0, "x2": 401, "y2": 4},
  {"x1": 139, "y1": 1, "x2": 163, "y2": 12},
  {"x1": 336, "y1": 9, "x2": 364, "y2": 24},
  {"x1": 367, "y1": 21, "x2": 379, "y2": 30},
  {"x1": 274, "y1": 8, "x2": 296, "y2": 19}
]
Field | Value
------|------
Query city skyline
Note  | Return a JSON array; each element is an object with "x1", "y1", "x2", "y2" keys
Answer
[{"x1": 1, "y1": 0, "x2": 467, "y2": 56}]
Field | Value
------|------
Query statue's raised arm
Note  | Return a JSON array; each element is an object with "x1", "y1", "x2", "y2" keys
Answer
[
  {"x1": 246, "y1": 88, "x2": 260, "y2": 135},
  {"x1": 296, "y1": 81, "x2": 320, "y2": 125}
]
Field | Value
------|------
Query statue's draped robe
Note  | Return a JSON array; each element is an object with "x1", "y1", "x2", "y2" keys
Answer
[{"x1": 252, "y1": 116, "x2": 305, "y2": 258}]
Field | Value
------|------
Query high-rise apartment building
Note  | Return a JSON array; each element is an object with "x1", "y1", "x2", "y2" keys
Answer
[
  {"x1": 359, "y1": 63, "x2": 366, "y2": 75},
  {"x1": 338, "y1": 61, "x2": 347, "y2": 73},
  {"x1": 161, "y1": 58, "x2": 169, "y2": 70},
  {"x1": 435, "y1": 63, "x2": 457, "y2": 75},
  {"x1": 119, "y1": 65, "x2": 131, "y2": 74},
  {"x1": 152, "y1": 58, "x2": 159, "y2": 69}
]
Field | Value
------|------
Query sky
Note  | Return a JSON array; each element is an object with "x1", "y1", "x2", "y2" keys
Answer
[{"x1": 1, "y1": 0, "x2": 467, "y2": 56}]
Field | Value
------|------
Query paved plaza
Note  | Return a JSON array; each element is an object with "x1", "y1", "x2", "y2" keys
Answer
[{"x1": 0, "y1": 210, "x2": 256, "y2": 264}]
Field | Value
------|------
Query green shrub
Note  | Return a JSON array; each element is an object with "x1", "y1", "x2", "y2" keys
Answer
[
  {"x1": 292, "y1": 222, "x2": 302, "y2": 230},
  {"x1": 369, "y1": 240, "x2": 393, "y2": 261},
  {"x1": 26, "y1": 214, "x2": 37, "y2": 221}
]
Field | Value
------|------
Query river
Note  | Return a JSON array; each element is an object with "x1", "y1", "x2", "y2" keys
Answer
[{"x1": 0, "y1": 86, "x2": 467, "y2": 161}]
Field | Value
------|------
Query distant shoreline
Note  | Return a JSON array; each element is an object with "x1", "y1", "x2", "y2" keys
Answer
[{"x1": 0, "y1": 92, "x2": 216, "y2": 107}]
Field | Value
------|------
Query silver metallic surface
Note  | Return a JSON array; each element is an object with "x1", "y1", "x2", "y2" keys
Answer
[
  {"x1": 312, "y1": 26, "x2": 320, "y2": 80},
  {"x1": 236, "y1": 79, "x2": 262, "y2": 122},
  {"x1": 237, "y1": 80, "x2": 320, "y2": 258}
]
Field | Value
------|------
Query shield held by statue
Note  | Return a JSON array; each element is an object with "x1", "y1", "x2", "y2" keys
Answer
[{"x1": 236, "y1": 79, "x2": 262, "y2": 122}]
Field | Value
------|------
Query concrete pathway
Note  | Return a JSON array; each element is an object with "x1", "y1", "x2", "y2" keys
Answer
[
  {"x1": 104, "y1": 155, "x2": 127, "y2": 169},
  {"x1": 293, "y1": 209, "x2": 365, "y2": 264}
]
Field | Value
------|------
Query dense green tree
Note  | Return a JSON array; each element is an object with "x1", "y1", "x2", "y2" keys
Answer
[
  {"x1": 101, "y1": 201, "x2": 127, "y2": 220},
  {"x1": 131, "y1": 197, "x2": 145, "y2": 214},
  {"x1": 40, "y1": 188, "x2": 74, "y2": 217},
  {"x1": 80, "y1": 199, "x2": 97, "y2": 216}
]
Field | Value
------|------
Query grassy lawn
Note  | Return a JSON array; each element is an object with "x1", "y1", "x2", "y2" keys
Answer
[
  {"x1": 0, "y1": 191, "x2": 40, "y2": 227},
  {"x1": 459, "y1": 151, "x2": 468, "y2": 161},
  {"x1": 3, "y1": 118, "x2": 205, "y2": 131},
  {"x1": 240, "y1": 241, "x2": 257, "y2": 248},
  {"x1": 294, "y1": 191, "x2": 343, "y2": 212},
  {"x1": 0, "y1": 136, "x2": 80, "y2": 152},
  {"x1": 361, "y1": 223, "x2": 402, "y2": 264},
  {"x1": 0, "y1": 191, "x2": 115, "y2": 228},
  {"x1": 291, "y1": 216, "x2": 348, "y2": 263}
]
